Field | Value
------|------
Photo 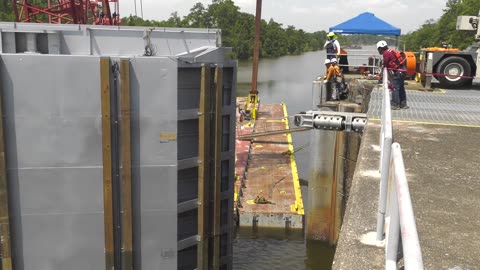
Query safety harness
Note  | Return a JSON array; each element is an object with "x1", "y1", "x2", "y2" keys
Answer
[{"x1": 387, "y1": 49, "x2": 406, "y2": 71}]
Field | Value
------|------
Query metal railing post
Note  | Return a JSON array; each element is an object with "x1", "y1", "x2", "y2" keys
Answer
[
  {"x1": 379, "y1": 68, "x2": 390, "y2": 171},
  {"x1": 386, "y1": 176, "x2": 400, "y2": 270}
]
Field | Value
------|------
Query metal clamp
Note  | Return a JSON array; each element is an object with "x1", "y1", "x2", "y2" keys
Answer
[{"x1": 294, "y1": 110, "x2": 367, "y2": 133}]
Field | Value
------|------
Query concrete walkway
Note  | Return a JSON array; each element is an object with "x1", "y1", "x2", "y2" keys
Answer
[{"x1": 333, "y1": 83, "x2": 480, "y2": 269}]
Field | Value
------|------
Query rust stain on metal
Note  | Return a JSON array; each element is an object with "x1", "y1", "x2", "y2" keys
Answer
[{"x1": 305, "y1": 208, "x2": 332, "y2": 241}]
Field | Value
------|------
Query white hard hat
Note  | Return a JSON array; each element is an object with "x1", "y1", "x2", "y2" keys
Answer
[
  {"x1": 324, "y1": 59, "x2": 331, "y2": 64},
  {"x1": 330, "y1": 57, "x2": 338, "y2": 63},
  {"x1": 376, "y1": 40, "x2": 388, "y2": 48}
]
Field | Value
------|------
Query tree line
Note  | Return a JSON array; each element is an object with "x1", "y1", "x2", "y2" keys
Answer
[
  {"x1": 402, "y1": 0, "x2": 480, "y2": 52},
  {"x1": 0, "y1": 0, "x2": 14, "y2": 21}
]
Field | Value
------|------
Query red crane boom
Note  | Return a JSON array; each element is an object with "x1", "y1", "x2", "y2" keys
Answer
[{"x1": 12, "y1": 0, "x2": 121, "y2": 25}]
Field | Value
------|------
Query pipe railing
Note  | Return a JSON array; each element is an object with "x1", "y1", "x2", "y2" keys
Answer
[
  {"x1": 386, "y1": 143, "x2": 424, "y2": 270},
  {"x1": 376, "y1": 68, "x2": 424, "y2": 269},
  {"x1": 326, "y1": 52, "x2": 382, "y2": 75},
  {"x1": 376, "y1": 68, "x2": 393, "y2": 240}
]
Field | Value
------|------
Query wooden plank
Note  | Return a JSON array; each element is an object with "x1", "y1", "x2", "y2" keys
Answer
[
  {"x1": 120, "y1": 59, "x2": 133, "y2": 270},
  {"x1": 100, "y1": 57, "x2": 115, "y2": 270},
  {"x1": 212, "y1": 65, "x2": 223, "y2": 270},
  {"x1": 0, "y1": 58, "x2": 13, "y2": 270},
  {"x1": 197, "y1": 65, "x2": 212, "y2": 270}
]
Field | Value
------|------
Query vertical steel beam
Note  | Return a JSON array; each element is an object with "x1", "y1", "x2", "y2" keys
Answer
[
  {"x1": 250, "y1": 0, "x2": 262, "y2": 94},
  {"x1": 329, "y1": 129, "x2": 341, "y2": 246},
  {"x1": 47, "y1": 0, "x2": 52, "y2": 23},
  {"x1": 306, "y1": 106, "x2": 337, "y2": 242},
  {"x1": 475, "y1": 47, "x2": 480, "y2": 84},
  {"x1": 212, "y1": 65, "x2": 223, "y2": 270},
  {"x1": 69, "y1": 0, "x2": 78, "y2": 24},
  {"x1": 101, "y1": 0, "x2": 113, "y2": 25},
  {"x1": 120, "y1": 59, "x2": 133, "y2": 270},
  {"x1": 331, "y1": 104, "x2": 359, "y2": 245},
  {"x1": 197, "y1": 65, "x2": 212, "y2": 270},
  {"x1": 12, "y1": 1, "x2": 20, "y2": 22},
  {"x1": 328, "y1": 131, "x2": 344, "y2": 246},
  {"x1": 100, "y1": 57, "x2": 115, "y2": 270},
  {"x1": 0, "y1": 58, "x2": 13, "y2": 270},
  {"x1": 424, "y1": 52, "x2": 433, "y2": 90}
]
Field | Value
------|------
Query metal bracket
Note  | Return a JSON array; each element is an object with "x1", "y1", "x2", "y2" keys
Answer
[{"x1": 293, "y1": 110, "x2": 367, "y2": 133}]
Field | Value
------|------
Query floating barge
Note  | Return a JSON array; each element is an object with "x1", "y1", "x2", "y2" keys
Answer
[{"x1": 235, "y1": 98, "x2": 304, "y2": 229}]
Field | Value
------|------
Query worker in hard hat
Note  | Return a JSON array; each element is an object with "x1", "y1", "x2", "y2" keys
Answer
[
  {"x1": 324, "y1": 32, "x2": 341, "y2": 60},
  {"x1": 377, "y1": 40, "x2": 408, "y2": 110},
  {"x1": 323, "y1": 58, "x2": 332, "y2": 75},
  {"x1": 323, "y1": 58, "x2": 344, "y2": 100}
]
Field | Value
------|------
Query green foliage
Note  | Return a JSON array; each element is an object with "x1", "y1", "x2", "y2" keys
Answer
[
  {"x1": 403, "y1": 0, "x2": 480, "y2": 51},
  {"x1": 0, "y1": 0, "x2": 14, "y2": 22}
]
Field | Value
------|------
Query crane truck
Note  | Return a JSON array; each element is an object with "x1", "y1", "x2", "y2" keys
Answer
[{"x1": 418, "y1": 10, "x2": 480, "y2": 88}]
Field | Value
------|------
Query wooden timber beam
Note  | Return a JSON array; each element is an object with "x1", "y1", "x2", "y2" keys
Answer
[
  {"x1": 120, "y1": 59, "x2": 133, "y2": 270},
  {"x1": 100, "y1": 57, "x2": 115, "y2": 270},
  {"x1": 212, "y1": 65, "x2": 223, "y2": 270},
  {"x1": 197, "y1": 65, "x2": 212, "y2": 270}
]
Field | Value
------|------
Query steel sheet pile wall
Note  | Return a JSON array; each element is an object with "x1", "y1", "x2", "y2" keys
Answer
[{"x1": 0, "y1": 22, "x2": 236, "y2": 270}]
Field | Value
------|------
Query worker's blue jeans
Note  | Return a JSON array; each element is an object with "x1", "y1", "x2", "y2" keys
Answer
[{"x1": 391, "y1": 72, "x2": 407, "y2": 106}]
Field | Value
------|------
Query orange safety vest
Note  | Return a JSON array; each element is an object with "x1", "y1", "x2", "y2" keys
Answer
[{"x1": 326, "y1": 65, "x2": 342, "y2": 81}]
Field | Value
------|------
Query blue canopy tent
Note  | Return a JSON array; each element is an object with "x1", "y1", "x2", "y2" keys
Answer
[
  {"x1": 329, "y1": 12, "x2": 401, "y2": 35},
  {"x1": 329, "y1": 12, "x2": 401, "y2": 74}
]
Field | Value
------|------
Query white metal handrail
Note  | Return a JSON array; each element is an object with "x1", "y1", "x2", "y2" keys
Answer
[
  {"x1": 377, "y1": 68, "x2": 393, "y2": 240},
  {"x1": 325, "y1": 52, "x2": 383, "y2": 76},
  {"x1": 386, "y1": 143, "x2": 424, "y2": 270},
  {"x1": 376, "y1": 68, "x2": 423, "y2": 269}
]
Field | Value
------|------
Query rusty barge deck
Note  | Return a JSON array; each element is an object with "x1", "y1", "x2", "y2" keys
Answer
[{"x1": 235, "y1": 99, "x2": 304, "y2": 229}]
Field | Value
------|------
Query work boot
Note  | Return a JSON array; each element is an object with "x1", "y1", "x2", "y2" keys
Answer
[
  {"x1": 401, "y1": 105, "x2": 409, "y2": 109},
  {"x1": 392, "y1": 105, "x2": 401, "y2": 110}
]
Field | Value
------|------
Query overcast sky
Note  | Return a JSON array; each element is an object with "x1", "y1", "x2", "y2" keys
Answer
[{"x1": 118, "y1": 0, "x2": 448, "y2": 34}]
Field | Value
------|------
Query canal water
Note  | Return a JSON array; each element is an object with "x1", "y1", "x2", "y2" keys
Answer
[
  {"x1": 233, "y1": 48, "x2": 376, "y2": 269},
  {"x1": 233, "y1": 50, "x2": 331, "y2": 270}
]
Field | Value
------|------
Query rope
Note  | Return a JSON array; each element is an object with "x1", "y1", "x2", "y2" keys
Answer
[{"x1": 386, "y1": 67, "x2": 476, "y2": 79}]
